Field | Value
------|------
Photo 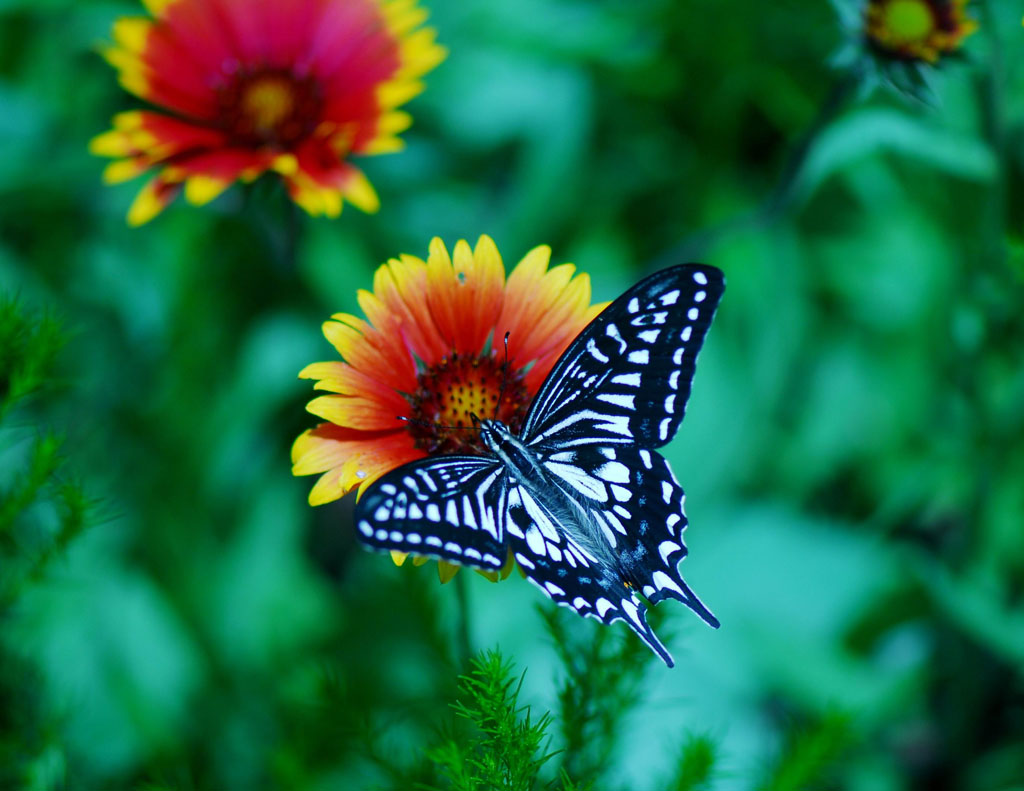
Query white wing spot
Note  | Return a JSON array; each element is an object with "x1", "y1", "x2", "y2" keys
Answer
[
  {"x1": 426, "y1": 536, "x2": 443, "y2": 547},
  {"x1": 407, "y1": 503, "x2": 423, "y2": 520},
  {"x1": 667, "y1": 513, "x2": 681, "y2": 535},
  {"x1": 642, "y1": 585, "x2": 656, "y2": 598},
  {"x1": 597, "y1": 461, "x2": 631, "y2": 483},
  {"x1": 546, "y1": 461, "x2": 608, "y2": 502},
  {"x1": 426, "y1": 504, "x2": 441, "y2": 522},
  {"x1": 639, "y1": 449, "x2": 652, "y2": 469},
  {"x1": 638, "y1": 329, "x2": 660, "y2": 343},
  {"x1": 660, "y1": 289, "x2": 680, "y2": 306},
  {"x1": 464, "y1": 548, "x2": 481, "y2": 560},
  {"x1": 687, "y1": 307, "x2": 699, "y2": 320},
  {"x1": 628, "y1": 297, "x2": 640, "y2": 313},
  {"x1": 483, "y1": 553, "x2": 501, "y2": 566},
  {"x1": 444, "y1": 542, "x2": 462, "y2": 555},
  {"x1": 358, "y1": 521, "x2": 373, "y2": 537},
  {"x1": 673, "y1": 348, "x2": 684, "y2": 364},
  {"x1": 545, "y1": 581, "x2": 565, "y2": 596},
  {"x1": 375, "y1": 529, "x2": 388, "y2": 541},
  {"x1": 665, "y1": 394, "x2": 676, "y2": 413},
  {"x1": 621, "y1": 599, "x2": 642, "y2": 628},
  {"x1": 407, "y1": 533, "x2": 422, "y2": 544},
  {"x1": 606, "y1": 323, "x2": 627, "y2": 352},
  {"x1": 693, "y1": 271, "x2": 708, "y2": 285},
  {"x1": 627, "y1": 349, "x2": 649, "y2": 364},
  {"x1": 445, "y1": 500, "x2": 459, "y2": 526},
  {"x1": 669, "y1": 370, "x2": 680, "y2": 390},
  {"x1": 605, "y1": 510, "x2": 627, "y2": 535},
  {"x1": 597, "y1": 392, "x2": 635, "y2": 410},
  {"x1": 595, "y1": 412, "x2": 632, "y2": 437},
  {"x1": 573, "y1": 596, "x2": 590, "y2": 610},
  {"x1": 546, "y1": 542, "x2": 562, "y2": 562},
  {"x1": 695, "y1": 290, "x2": 707, "y2": 303},
  {"x1": 661, "y1": 480, "x2": 674, "y2": 504},
  {"x1": 659, "y1": 540, "x2": 682, "y2": 565},
  {"x1": 681, "y1": 326, "x2": 693, "y2": 342},
  {"x1": 525, "y1": 526, "x2": 546, "y2": 556},
  {"x1": 381, "y1": 484, "x2": 396, "y2": 495},
  {"x1": 658, "y1": 417, "x2": 672, "y2": 441},
  {"x1": 586, "y1": 338, "x2": 609, "y2": 363},
  {"x1": 462, "y1": 496, "x2": 477, "y2": 528},
  {"x1": 611, "y1": 372, "x2": 641, "y2": 387},
  {"x1": 374, "y1": 506, "x2": 389, "y2": 521},
  {"x1": 390, "y1": 531, "x2": 404, "y2": 542},
  {"x1": 610, "y1": 484, "x2": 631, "y2": 502},
  {"x1": 653, "y1": 570, "x2": 684, "y2": 595},
  {"x1": 596, "y1": 598, "x2": 615, "y2": 618},
  {"x1": 515, "y1": 552, "x2": 535, "y2": 570},
  {"x1": 613, "y1": 504, "x2": 631, "y2": 520}
]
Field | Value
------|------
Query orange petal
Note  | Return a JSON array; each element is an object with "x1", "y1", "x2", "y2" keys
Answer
[
  {"x1": 321, "y1": 315, "x2": 416, "y2": 394},
  {"x1": 424, "y1": 236, "x2": 507, "y2": 355},
  {"x1": 126, "y1": 172, "x2": 182, "y2": 226},
  {"x1": 306, "y1": 394, "x2": 409, "y2": 432}
]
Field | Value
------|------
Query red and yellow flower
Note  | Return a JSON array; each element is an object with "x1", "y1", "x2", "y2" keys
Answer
[
  {"x1": 90, "y1": 0, "x2": 446, "y2": 225},
  {"x1": 292, "y1": 235, "x2": 608, "y2": 581},
  {"x1": 865, "y1": 0, "x2": 977, "y2": 63}
]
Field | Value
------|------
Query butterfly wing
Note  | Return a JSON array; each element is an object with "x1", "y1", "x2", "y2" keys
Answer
[
  {"x1": 502, "y1": 481, "x2": 676, "y2": 666},
  {"x1": 542, "y1": 444, "x2": 719, "y2": 625},
  {"x1": 521, "y1": 264, "x2": 724, "y2": 451},
  {"x1": 354, "y1": 455, "x2": 508, "y2": 570}
]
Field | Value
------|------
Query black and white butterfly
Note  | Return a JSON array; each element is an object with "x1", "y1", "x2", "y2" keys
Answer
[{"x1": 355, "y1": 265, "x2": 725, "y2": 666}]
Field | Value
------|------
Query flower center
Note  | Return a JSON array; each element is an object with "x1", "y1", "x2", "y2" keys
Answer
[
  {"x1": 217, "y1": 69, "x2": 322, "y2": 147},
  {"x1": 407, "y1": 353, "x2": 530, "y2": 456},
  {"x1": 880, "y1": 0, "x2": 935, "y2": 43}
]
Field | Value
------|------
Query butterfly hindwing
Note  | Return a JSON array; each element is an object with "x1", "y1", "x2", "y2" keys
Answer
[
  {"x1": 355, "y1": 456, "x2": 508, "y2": 570},
  {"x1": 542, "y1": 444, "x2": 718, "y2": 626},
  {"x1": 502, "y1": 482, "x2": 675, "y2": 666},
  {"x1": 522, "y1": 265, "x2": 724, "y2": 450}
]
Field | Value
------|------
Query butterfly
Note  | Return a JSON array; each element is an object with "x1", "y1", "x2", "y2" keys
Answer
[{"x1": 354, "y1": 264, "x2": 725, "y2": 666}]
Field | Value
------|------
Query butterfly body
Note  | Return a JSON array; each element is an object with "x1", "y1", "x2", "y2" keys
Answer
[
  {"x1": 355, "y1": 264, "x2": 726, "y2": 666},
  {"x1": 480, "y1": 419, "x2": 624, "y2": 579}
]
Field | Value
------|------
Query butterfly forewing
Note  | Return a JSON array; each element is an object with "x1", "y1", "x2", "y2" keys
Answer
[
  {"x1": 522, "y1": 265, "x2": 724, "y2": 450},
  {"x1": 355, "y1": 456, "x2": 508, "y2": 569}
]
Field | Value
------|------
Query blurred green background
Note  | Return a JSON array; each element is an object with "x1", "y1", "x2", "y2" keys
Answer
[{"x1": 2, "y1": 0, "x2": 1024, "y2": 788}]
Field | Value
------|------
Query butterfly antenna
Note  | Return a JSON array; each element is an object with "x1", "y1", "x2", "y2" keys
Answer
[
  {"x1": 397, "y1": 415, "x2": 475, "y2": 431},
  {"x1": 494, "y1": 331, "x2": 511, "y2": 420}
]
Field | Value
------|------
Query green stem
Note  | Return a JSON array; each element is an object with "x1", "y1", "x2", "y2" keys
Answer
[
  {"x1": 977, "y1": 0, "x2": 1008, "y2": 271},
  {"x1": 454, "y1": 569, "x2": 472, "y2": 668}
]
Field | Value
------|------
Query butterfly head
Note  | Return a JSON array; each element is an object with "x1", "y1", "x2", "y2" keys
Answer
[{"x1": 478, "y1": 418, "x2": 515, "y2": 455}]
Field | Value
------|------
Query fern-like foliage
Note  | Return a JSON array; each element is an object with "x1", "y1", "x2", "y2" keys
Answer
[
  {"x1": 0, "y1": 296, "x2": 89, "y2": 789},
  {"x1": 421, "y1": 649, "x2": 579, "y2": 791},
  {"x1": 0, "y1": 298, "x2": 89, "y2": 604},
  {"x1": 540, "y1": 603, "x2": 665, "y2": 786},
  {"x1": 668, "y1": 732, "x2": 718, "y2": 791},
  {"x1": 759, "y1": 709, "x2": 854, "y2": 791}
]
